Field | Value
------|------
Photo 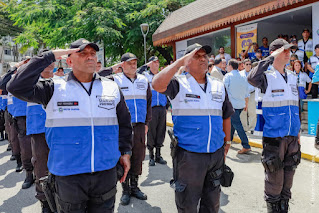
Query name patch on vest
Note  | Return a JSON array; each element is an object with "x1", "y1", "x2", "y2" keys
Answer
[
  {"x1": 186, "y1": 94, "x2": 200, "y2": 99},
  {"x1": 136, "y1": 82, "x2": 146, "y2": 90},
  {"x1": 271, "y1": 89, "x2": 284, "y2": 97},
  {"x1": 57, "y1": 101, "x2": 79, "y2": 106},
  {"x1": 120, "y1": 87, "x2": 129, "y2": 90},
  {"x1": 96, "y1": 95, "x2": 115, "y2": 110},
  {"x1": 271, "y1": 89, "x2": 284, "y2": 93}
]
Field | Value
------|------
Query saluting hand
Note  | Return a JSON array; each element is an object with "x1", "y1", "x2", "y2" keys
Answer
[
  {"x1": 119, "y1": 154, "x2": 131, "y2": 183},
  {"x1": 271, "y1": 46, "x2": 284, "y2": 58},
  {"x1": 52, "y1": 48, "x2": 80, "y2": 60},
  {"x1": 182, "y1": 48, "x2": 199, "y2": 66}
]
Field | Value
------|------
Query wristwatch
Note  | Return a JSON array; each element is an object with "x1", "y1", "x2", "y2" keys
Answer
[
  {"x1": 224, "y1": 141, "x2": 232, "y2": 146},
  {"x1": 121, "y1": 151, "x2": 132, "y2": 156}
]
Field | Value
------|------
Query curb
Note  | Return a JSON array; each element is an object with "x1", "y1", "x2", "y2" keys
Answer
[{"x1": 166, "y1": 122, "x2": 319, "y2": 163}]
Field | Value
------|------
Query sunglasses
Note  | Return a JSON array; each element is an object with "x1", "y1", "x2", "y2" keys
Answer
[{"x1": 245, "y1": 63, "x2": 252, "y2": 66}]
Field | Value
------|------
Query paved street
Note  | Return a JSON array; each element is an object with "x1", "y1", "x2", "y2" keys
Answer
[{"x1": 1, "y1": 129, "x2": 319, "y2": 213}]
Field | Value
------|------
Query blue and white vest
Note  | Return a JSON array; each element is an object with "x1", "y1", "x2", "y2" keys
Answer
[
  {"x1": 7, "y1": 95, "x2": 27, "y2": 117},
  {"x1": 113, "y1": 73, "x2": 148, "y2": 124},
  {"x1": 143, "y1": 71, "x2": 167, "y2": 107},
  {"x1": 262, "y1": 68, "x2": 300, "y2": 138},
  {"x1": 1, "y1": 95, "x2": 7, "y2": 111},
  {"x1": 170, "y1": 73, "x2": 226, "y2": 153},
  {"x1": 26, "y1": 102, "x2": 46, "y2": 135},
  {"x1": 45, "y1": 77, "x2": 121, "y2": 176}
]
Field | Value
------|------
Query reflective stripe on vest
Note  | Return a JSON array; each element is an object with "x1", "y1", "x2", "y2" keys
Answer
[
  {"x1": 45, "y1": 77, "x2": 121, "y2": 176},
  {"x1": 113, "y1": 73, "x2": 148, "y2": 123},
  {"x1": 262, "y1": 69, "x2": 300, "y2": 138},
  {"x1": 26, "y1": 103, "x2": 46, "y2": 135},
  {"x1": 170, "y1": 73, "x2": 225, "y2": 153},
  {"x1": 143, "y1": 71, "x2": 167, "y2": 107}
]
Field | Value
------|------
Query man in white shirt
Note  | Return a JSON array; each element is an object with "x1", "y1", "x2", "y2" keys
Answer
[
  {"x1": 215, "y1": 46, "x2": 231, "y2": 63},
  {"x1": 240, "y1": 59, "x2": 256, "y2": 133}
]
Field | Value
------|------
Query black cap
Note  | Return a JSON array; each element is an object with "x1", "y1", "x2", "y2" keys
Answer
[
  {"x1": 70, "y1": 38, "x2": 99, "y2": 52},
  {"x1": 302, "y1": 28, "x2": 310, "y2": 33},
  {"x1": 38, "y1": 48, "x2": 50, "y2": 55},
  {"x1": 184, "y1": 43, "x2": 211, "y2": 55},
  {"x1": 269, "y1": 39, "x2": 293, "y2": 52},
  {"x1": 121, "y1": 53, "x2": 137, "y2": 62},
  {"x1": 256, "y1": 49, "x2": 262, "y2": 53},
  {"x1": 148, "y1": 56, "x2": 159, "y2": 62}
]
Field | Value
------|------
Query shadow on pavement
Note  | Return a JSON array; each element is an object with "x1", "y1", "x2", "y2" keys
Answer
[
  {"x1": 226, "y1": 146, "x2": 262, "y2": 164},
  {"x1": 117, "y1": 199, "x2": 162, "y2": 213},
  {"x1": 0, "y1": 182, "x2": 37, "y2": 212},
  {"x1": 140, "y1": 155, "x2": 172, "y2": 187}
]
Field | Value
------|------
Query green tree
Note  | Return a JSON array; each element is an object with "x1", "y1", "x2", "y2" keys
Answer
[{"x1": 5, "y1": 0, "x2": 195, "y2": 66}]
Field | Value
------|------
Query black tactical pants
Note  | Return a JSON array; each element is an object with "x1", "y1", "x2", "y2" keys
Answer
[
  {"x1": 14, "y1": 116, "x2": 33, "y2": 171},
  {"x1": 174, "y1": 146, "x2": 224, "y2": 213},
  {"x1": 262, "y1": 136, "x2": 300, "y2": 203},
  {"x1": 147, "y1": 106, "x2": 166, "y2": 150},
  {"x1": 131, "y1": 123, "x2": 146, "y2": 176},
  {"x1": 7, "y1": 112, "x2": 20, "y2": 156},
  {"x1": 55, "y1": 167, "x2": 117, "y2": 213},
  {"x1": 31, "y1": 133, "x2": 49, "y2": 201}
]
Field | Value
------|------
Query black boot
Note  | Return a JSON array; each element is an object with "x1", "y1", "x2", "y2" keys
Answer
[
  {"x1": 130, "y1": 175, "x2": 147, "y2": 200},
  {"x1": 149, "y1": 149, "x2": 155, "y2": 166},
  {"x1": 10, "y1": 155, "x2": 16, "y2": 161},
  {"x1": 0, "y1": 131, "x2": 4, "y2": 141},
  {"x1": 155, "y1": 148, "x2": 167, "y2": 165},
  {"x1": 41, "y1": 200, "x2": 53, "y2": 213},
  {"x1": 16, "y1": 155, "x2": 23, "y2": 172},
  {"x1": 120, "y1": 177, "x2": 131, "y2": 205},
  {"x1": 22, "y1": 170, "x2": 34, "y2": 189},
  {"x1": 6, "y1": 143, "x2": 11, "y2": 151},
  {"x1": 266, "y1": 201, "x2": 280, "y2": 213},
  {"x1": 280, "y1": 199, "x2": 289, "y2": 213}
]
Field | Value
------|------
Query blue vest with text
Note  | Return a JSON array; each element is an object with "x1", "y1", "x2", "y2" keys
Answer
[
  {"x1": 113, "y1": 73, "x2": 148, "y2": 124},
  {"x1": 45, "y1": 77, "x2": 121, "y2": 176},
  {"x1": 262, "y1": 68, "x2": 300, "y2": 138},
  {"x1": 169, "y1": 73, "x2": 226, "y2": 153},
  {"x1": 143, "y1": 71, "x2": 167, "y2": 107},
  {"x1": 26, "y1": 102, "x2": 46, "y2": 135}
]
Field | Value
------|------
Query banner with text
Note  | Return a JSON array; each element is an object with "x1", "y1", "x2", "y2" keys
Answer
[{"x1": 236, "y1": 23, "x2": 258, "y2": 58}]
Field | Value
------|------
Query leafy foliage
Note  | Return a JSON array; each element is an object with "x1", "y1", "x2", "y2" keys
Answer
[{"x1": 5, "y1": 0, "x2": 195, "y2": 66}]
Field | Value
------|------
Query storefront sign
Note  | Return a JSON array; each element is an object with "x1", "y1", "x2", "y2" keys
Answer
[{"x1": 236, "y1": 23, "x2": 258, "y2": 57}]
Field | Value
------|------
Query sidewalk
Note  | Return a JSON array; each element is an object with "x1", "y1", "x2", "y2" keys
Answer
[{"x1": 166, "y1": 112, "x2": 319, "y2": 163}]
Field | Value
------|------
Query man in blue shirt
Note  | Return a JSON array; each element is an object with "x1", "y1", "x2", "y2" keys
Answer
[
  {"x1": 224, "y1": 59, "x2": 251, "y2": 154},
  {"x1": 259, "y1": 37, "x2": 270, "y2": 57}
]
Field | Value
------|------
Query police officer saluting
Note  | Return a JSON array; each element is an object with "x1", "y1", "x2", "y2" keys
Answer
[
  {"x1": 26, "y1": 49, "x2": 55, "y2": 212},
  {"x1": 111, "y1": 53, "x2": 152, "y2": 205},
  {"x1": 143, "y1": 56, "x2": 167, "y2": 166},
  {"x1": 152, "y1": 43, "x2": 234, "y2": 213},
  {"x1": 248, "y1": 39, "x2": 301, "y2": 213},
  {"x1": 7, "y1": 38, "x2": 133, "y2": 213}
]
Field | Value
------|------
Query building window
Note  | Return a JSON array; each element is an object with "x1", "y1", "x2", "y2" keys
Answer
[{"x1": 4, "y1": 49, "x2": 11, "y2": 56}]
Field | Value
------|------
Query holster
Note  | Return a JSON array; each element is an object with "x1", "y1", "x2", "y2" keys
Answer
[
  {"x1": 116, "y1": 161, "x2": 124, "y2": 181},
  {"x1": 220, "y1": 164, "x2": 234, "y2": 187},
  {"x1": 261, "y1": 137, "x2": 283, "y2": 173},
  {"x1": 39, "y1": 173, "x2": 57, "y2": 212},
  {"x1": 206, "y1": 166, "x2": 223, "y2": 188},
  {"x1": 284, "y1": 145, "x2": 301, "y2": 171},
  {"x1": 168, "y1": 129, "x2": 178, "y2": 159}
]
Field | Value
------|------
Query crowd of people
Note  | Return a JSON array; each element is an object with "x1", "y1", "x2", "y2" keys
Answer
[{"x1": 0, "y1": 32, "x2": 319, "y2": 213}]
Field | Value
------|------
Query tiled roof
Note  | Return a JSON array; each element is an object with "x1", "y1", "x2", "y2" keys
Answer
[{"x1": 153, "y1": 0, "x2": 307, "y2": 45}]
